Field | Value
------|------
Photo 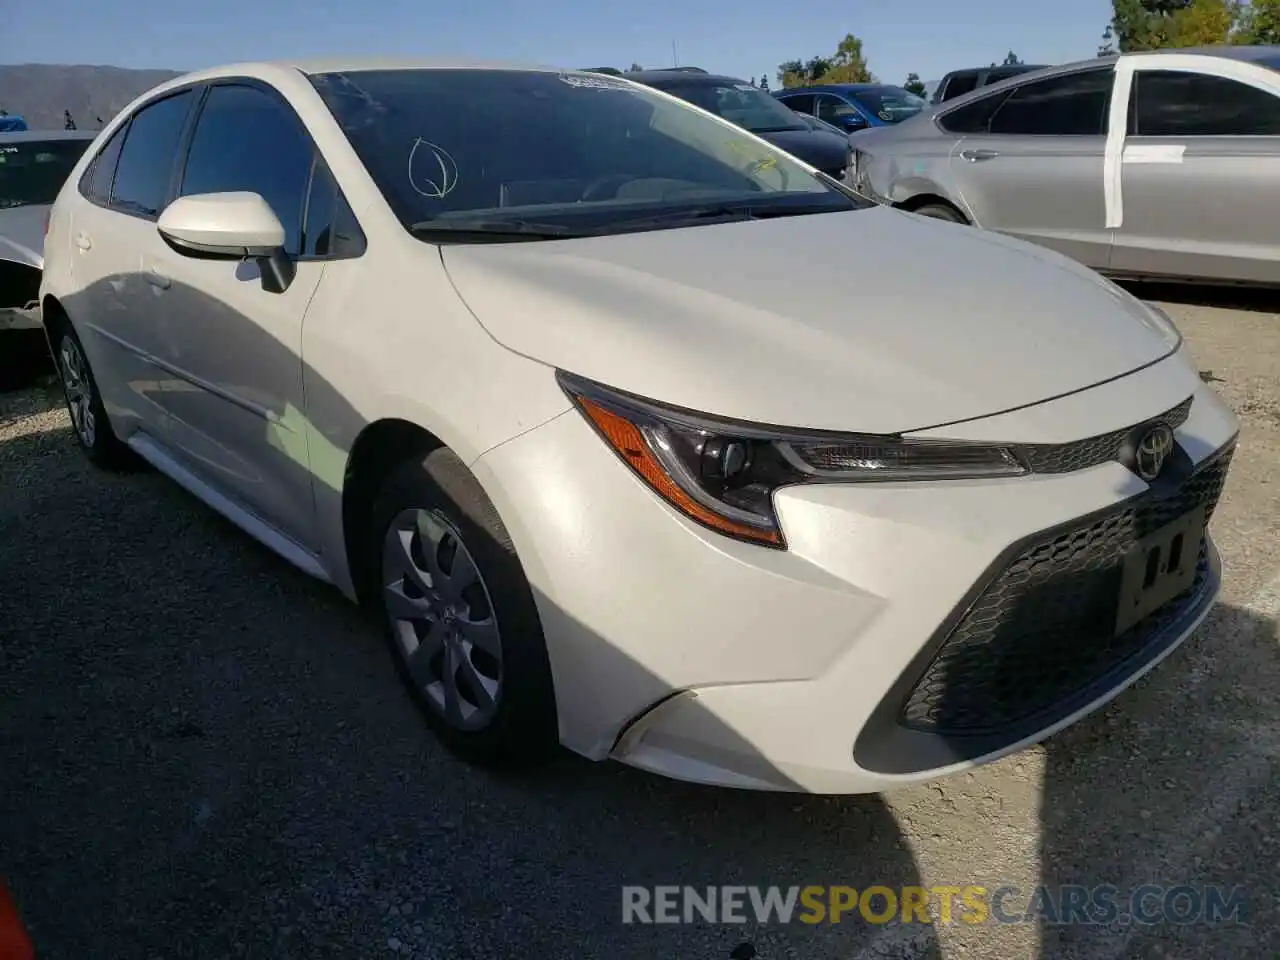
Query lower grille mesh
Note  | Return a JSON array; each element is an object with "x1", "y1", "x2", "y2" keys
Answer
[{"x1": 900, "y1": 449, "x2": 1232, "y2": 736}]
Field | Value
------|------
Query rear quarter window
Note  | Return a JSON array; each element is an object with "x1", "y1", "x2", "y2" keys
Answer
[
  {"x1": 936, "y1": 90, "x2": 1013, "y2": 134},
  {"x1": 79, "y1": 126, "x2": 127, "y2": 205}
]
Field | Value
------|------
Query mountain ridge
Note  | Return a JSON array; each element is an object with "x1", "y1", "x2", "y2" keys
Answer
[{"x1": 0, "y1": 63, "x2": 184, "y2": 132}]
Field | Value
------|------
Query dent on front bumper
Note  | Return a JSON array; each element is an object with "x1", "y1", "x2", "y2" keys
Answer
[{"x1": 472, "y1": 368, "x2": 1239, "y2": 794}]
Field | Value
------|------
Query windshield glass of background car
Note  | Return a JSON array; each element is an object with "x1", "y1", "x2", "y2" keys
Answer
[
  {"x1": 310, "y1": 69, "x2": 848, "y2": 234},
  {"x1": 0, "y1": 139, "x2": 90, "y2": 208},
  {"x1": 661, "y1": 80, "x2": 808, "y2": 133},
  {"x1": 851, "y1": 88, "x2": 927, "y2": 123}
]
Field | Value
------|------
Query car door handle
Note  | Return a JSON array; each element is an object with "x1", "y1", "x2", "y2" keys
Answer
[
  {"x1": 74, "y1": 232, "x2": 92, "y2": 251},
  {"x1": 960, "y1": 149, "x2": 1000, "y2": 162},
  {"x1": 145, "y1": 268, "x2": 171, "y2": 290}
]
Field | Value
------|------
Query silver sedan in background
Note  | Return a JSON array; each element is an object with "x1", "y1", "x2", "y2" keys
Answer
[{"x1": 848, "y1": 45, "x2": 1280, "y2": 286}]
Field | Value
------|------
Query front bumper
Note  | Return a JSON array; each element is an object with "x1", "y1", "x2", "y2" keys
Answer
[{"x1": 471, "y1": 360, "x2": 1239, "y2": 794}]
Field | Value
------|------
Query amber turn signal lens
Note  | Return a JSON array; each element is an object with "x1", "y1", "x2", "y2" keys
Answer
[{"x1": 577, "y1": 396, "x2": 782, "y2": 546}]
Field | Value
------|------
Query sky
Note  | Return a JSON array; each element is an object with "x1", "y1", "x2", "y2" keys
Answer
[{"x1": 0, "y1": 0, "x2": 1114, "y2": 88}]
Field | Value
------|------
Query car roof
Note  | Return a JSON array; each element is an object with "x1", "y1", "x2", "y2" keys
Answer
[
  {"x1": 625, "y1": 70, "x2": 746, "y2": 86},
  {"x1": 284, "y1": 57, "x2": 568, "y2": 75},
  {"x1": 941, "y1": 64, "x2": 1048, "y2": 78},
  {"x1": 990, "y1": 43, "x2": 1280, "y2": 79},
  {"x1": 0, "y1": 129, "x2": 98, "y2": 143},
  {"x1": 1137, "y1": 42, "x2": 1280, "y2": 63},
  {"x1": 776, "y1": 83, "x2": 905, "y2": 95},
  {"x1": 928, "y1": 45, "x2": 1280, "y2": 121}
]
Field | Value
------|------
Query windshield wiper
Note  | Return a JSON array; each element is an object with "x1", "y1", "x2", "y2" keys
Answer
[
  {"x1": 408, "y1": 219, "x2": 585, "y2": 243},
  {"x1": 605, "y1": 201, "x2": 844, "y2": 233}
]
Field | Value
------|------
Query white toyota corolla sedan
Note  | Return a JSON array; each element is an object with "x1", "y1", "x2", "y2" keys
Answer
[{"x1": 40, "y1": 59, "x2": 1238, "y2": 793}]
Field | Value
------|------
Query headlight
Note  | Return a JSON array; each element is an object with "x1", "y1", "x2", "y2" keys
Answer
[{"x1": 558, "y1": 372, "x2": 1027, "y2": 548}]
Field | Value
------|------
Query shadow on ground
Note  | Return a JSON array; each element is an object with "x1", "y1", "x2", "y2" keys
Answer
[
  {"x1": 1, "y1": 403, "x2": 1275, "y2": 959},
  {"x1": 1117, "y1": 280, "x2": 1280, "y2": 316}
]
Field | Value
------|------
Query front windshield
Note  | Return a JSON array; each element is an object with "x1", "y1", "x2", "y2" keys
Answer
[
  {"x1": 311, "y1": 69, "x2": 860, "y2": 239},
  {"x1": 849, "y1": 87, "x2": 928, "y2": 124},
  {"x1": 658, "y1": 80, "x2": 808, "y2": 134},
  {"x1": 0, "y1": 139, "x2": 90, "y2": 208}
]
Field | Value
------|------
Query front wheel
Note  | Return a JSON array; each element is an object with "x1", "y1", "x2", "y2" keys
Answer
[
  {"x1": 369, "y1": 448, "x2": 558, "y2": 766},
  {"x1": 54, "y1": 325, "x2": 133, "y2": 470},
  {"x1": 912, "y1": 202, "x2": 968, "y2": 225}
]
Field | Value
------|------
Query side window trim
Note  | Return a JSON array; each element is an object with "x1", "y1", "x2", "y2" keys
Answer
[{"x1": 175, "y1": 76, "x2": 366, "y2": 262}]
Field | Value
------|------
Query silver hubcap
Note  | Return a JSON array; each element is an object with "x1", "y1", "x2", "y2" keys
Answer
[
  {"x1": 382, "y1": 508, "x2": 503, "y2": 730},
  {"x1": 59, "y1": 338, "x2": 96, "y2": 448}
]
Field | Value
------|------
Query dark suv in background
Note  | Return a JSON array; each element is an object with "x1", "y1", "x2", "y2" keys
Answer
[
  {"x1": 625, "y1": 68, "x2": 852, "y2": 180},
  {"x1": 930, "y1": 63, "x2": 1049, "y2": 104}
]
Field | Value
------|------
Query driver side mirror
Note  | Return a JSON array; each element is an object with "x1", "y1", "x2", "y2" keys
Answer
[{"x1": 157, "y1": 192, "x2": 295, "y2": 294}]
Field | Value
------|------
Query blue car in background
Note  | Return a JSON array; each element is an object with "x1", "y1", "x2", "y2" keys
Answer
[{"x1": 773, "y1": 84, "x2": 928, "y2": 133}]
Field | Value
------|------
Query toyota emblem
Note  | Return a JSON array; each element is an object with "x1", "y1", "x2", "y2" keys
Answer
[{"x1": 1134, "y1": 424, "x2": 1175, "y2": 481}]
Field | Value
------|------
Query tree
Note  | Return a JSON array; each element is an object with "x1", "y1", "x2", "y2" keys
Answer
[
  {"x1": 778, "y1": 33, "x2": 875, "y2": 87},
  {"x1": 903, "y1": 72, "x2": 927, "y2": 96},
  {"x1": 64, "y1": 109, "x2": 76, "y2": 130},
  {"x1": 1168, "y1": 0, "x2": 1239, "y2": 45},
  {"x1": 1003, "y1": 50, "x2": 1023, "y2": 64},
  {"x1": 1101, "y1": 0, "x2": 1196, "y2": 51},
  {"x1": 822, "y1": 34, "x2": 875, "y2": 83},
  {"x1": 777, "y1": 58, "x2": 806, "y2": 87},
  {"x1": 1235, "y1": 0, "x2": 1280, "y2": 42},
  {"x1": 629, "y1": 62, "x2": 644, "y2": 72},
  {"x1": 804, "y1": 55, "x2": 833, "y2": 81}
]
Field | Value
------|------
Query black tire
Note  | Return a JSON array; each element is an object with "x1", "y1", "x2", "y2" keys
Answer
[
  {"x1": 369, "y1": 448, "x2": 559, "y2": 766},
  {"x1": 51, "y1": 323, "x2": 135, "y2": 470},
  {"x1": 912, "y1": 203, "x2": 968, "y2": 224}
]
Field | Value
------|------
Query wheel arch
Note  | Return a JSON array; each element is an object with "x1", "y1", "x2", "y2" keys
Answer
[
  {"x1": 894, "y1": 192, "x2": 972, "y2": 223},
  {"x1": 341, "y1": 417, "x2": 446, "y2": 605},
  {"x1": 40, "y1": 293, "x2": 72, "y2": 347}
]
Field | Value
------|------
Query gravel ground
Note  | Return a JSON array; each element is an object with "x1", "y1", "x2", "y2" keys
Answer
[{"x1": 1, "y1": 287, "x2": 1277, "y2": 960}]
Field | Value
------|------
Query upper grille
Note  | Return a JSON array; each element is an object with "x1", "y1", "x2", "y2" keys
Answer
[
  {"x1": 899, "y1": 446, "x2": 1231, "y2": 737},
  {"x1": 1017, "y1": 397, "x2": 1193, "y2": 475}
]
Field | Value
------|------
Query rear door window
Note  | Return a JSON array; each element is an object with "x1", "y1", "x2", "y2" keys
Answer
[
  {"x1": 815, "y1": 94, "x2": 862, "y2": 125},
  {"x1": 109, "y1": 90, "x2": 195, "y2": 218},
  {"x1": 942, "y1": 73, "x2": 979, "y2": 101},
  {"x1": 777, "y1": 93, "x2": 815, "y2": 115},
  {"x1": 1129, "y1": 70, "x2": 1280, "y2": 136}
]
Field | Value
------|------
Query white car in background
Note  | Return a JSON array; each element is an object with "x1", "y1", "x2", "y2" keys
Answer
[{"x1": 40, "y1": 59, "x2": 1238, "y2": 793}]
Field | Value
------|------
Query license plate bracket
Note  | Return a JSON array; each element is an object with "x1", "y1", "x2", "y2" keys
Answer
[{"x1": 1115, "y1": 505, "x2": 1206, "y2": 636}]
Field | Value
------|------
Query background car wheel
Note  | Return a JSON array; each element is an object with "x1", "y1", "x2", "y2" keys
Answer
[
  {"x1": 369, "y1": 448, "x2": 558, "y2": 766},
  {"x1": 912, "y1": 203, "x2": 968, "y2": 225},
  {"x1": 53, "y1": 325, "x2": 134, "y2": 470}
]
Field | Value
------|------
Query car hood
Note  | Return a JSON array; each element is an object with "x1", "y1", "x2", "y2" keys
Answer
[
  {"x1": 441, "y1": 205, "x2": 1179, "y2": 434},
  {"x1": 0, "y1": 204, "x2": 48, "y2": 269},
  {"x1": 754, "y1": 129, "x2": 849, "y2": 172}
]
